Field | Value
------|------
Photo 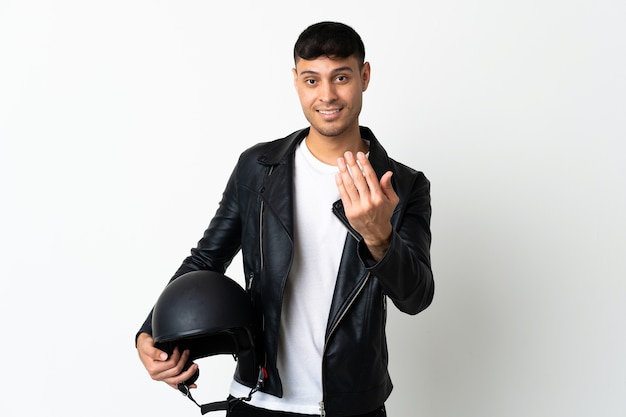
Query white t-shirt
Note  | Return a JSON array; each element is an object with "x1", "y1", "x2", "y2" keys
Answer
[{"x1": 230, "y1": 138, "x2": 346, "y2": 414}]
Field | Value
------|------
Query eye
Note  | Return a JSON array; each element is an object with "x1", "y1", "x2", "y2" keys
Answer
[
  {"x1": 305, "y1": 79, "x2": 317, "y2": 86},
  {"x1": 335, "y1": 75, "x2": 348, "y2": 83}
]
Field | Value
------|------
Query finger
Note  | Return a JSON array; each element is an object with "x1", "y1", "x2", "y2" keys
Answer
[
  {"x1": 164, "y1": 361, "x2": 198, "y2": 388},
  {"x1": 150, "y1": 347, "x2": 186, "y2": 381},
  {"x1": 151, "y1": 346, "x2": 168, "y2": 362},
  {"x1": 355, "y1": 152, "x2": 383, "y2": 196},
  {"x1": 137, "y1": 333, "x2": 168, "y2": 361},
  {"x1": 344, "y1": 151, "x2": 370, "y2": 198},
  {"x1": 335, "y1": 170, "x2": 348, "y2": 203},
  {"x1": 336, "y1": 156, "x2": 360, "y2": 202}
]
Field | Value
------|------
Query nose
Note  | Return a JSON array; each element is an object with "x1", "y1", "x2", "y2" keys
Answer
[{"x1": 318, "y1": 81, "x2": 338, "y2": 103}]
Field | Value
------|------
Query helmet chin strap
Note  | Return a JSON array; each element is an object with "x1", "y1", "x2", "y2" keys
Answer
[{"x1": 177, "y1": 366, "x2": 268, "y2": 415}]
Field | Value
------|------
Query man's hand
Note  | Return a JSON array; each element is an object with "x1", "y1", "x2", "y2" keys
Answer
[
  {"x1": 136, "y1": 332, "x2": 199, "y2": 390},
  {"x1": 336, "y1": 151, "x2": 399, "y2": 261}
]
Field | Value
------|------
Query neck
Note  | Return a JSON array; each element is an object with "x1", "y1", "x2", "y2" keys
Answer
[{"x1": 305, "y1": 125, "x2": 369, "y2": 165}]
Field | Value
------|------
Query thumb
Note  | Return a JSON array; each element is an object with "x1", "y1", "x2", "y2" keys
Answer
[
  {"x1": 138, "y1": 332, "x2": 168, "y2": 361},
  {"x1": 380, "y1": 171, "x2": 396, "y2": 198}
]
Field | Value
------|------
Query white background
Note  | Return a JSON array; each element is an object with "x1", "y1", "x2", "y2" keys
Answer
[{"x1": 1, "y1": 1, "x2": 625, "y2": 416}]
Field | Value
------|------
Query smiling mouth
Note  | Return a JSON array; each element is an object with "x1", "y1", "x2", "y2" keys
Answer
[{"x1": 318, "y1": 109, "x2": 341, "y2": 115}]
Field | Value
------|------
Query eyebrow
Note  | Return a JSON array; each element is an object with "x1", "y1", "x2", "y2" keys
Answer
[{"x1": 299, "y1": 66, "x2": 355, "y2": 76}]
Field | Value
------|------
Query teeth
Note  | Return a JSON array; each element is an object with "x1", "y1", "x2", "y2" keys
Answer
[{"x1": 319, "y1": 109, "x2": 339, "y2": 115}]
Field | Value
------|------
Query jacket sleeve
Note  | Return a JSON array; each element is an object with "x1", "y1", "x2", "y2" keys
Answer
[
  {"x1": 361, "y1": 171, "x2": 434, "y2": 315},
  {"x1": 136, "y1": 161, "x2": 244, "y2": 341}
]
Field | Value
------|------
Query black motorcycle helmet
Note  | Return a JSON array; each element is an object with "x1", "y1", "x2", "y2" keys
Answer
[{"x1": 151, "y1": 270, "x2": 264, "y2": 414}]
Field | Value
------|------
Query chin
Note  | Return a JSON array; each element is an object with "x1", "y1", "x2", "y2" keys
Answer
[{"x1": 311, "y1": 122, "x2": 350, "y2": 138}]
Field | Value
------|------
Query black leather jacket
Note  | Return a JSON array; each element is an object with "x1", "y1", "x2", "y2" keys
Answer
[{"x1": 139, "y1": 126, "x2": 434, "y2": 416}]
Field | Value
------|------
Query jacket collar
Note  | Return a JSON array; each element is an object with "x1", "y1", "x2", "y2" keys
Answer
[
  {"x1": 257, "y1": 126, "x2": 393, "y2": 179},
  {"x1": 256, "y1": 128, "x2": 308, "y2": 166}
]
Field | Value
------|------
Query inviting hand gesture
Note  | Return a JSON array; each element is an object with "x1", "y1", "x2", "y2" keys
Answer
[{"x1": 336, "y1": 151, "x2": 399, "y2": 261}]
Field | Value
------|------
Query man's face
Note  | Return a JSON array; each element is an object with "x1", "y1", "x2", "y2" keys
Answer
[{"x1": 293, "y1": 55, "x2": 370, "y2": 139}]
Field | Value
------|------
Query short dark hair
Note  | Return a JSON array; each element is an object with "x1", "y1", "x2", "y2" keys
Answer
[{"x1": 294, "y1": 21, "x2": 365, "y2": 67}]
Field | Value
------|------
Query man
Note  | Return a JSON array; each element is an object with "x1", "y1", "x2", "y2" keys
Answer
[{"x1": 137, "y1": 21, "x2": 434, "y2": 417}]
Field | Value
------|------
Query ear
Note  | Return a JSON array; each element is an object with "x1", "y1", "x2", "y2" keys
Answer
[
  {"x1": 292, "y1": 67, "x2": 298, "y2": 87},
  {"x1": 361, "y1": 61, "x2": 371, "y2": 92}
]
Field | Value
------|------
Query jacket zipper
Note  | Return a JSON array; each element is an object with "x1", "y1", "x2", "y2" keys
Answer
[
  {"x1": 256, "y1": 165, "x2": 273, "y2": 370},
  {"x1": 259, "y1": 199, "x2": 264, "y2": 272},
  {"x1": 258, "y1": 165, "x2": 274, "y2": 273},
  {"x1": 320, "y1": 270, "x2": 371, "y2": 416}
]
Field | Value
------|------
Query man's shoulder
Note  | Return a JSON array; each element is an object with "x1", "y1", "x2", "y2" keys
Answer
[{"x1": 239, "y1": 127, "x2": 309, "y2": 163}]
